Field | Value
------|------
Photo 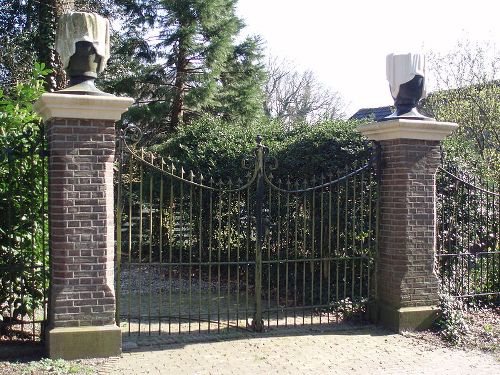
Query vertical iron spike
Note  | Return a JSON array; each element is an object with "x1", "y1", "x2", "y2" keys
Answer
[
  {"x1": 199, "y1": 173, "x2": 204, "y2": 183},
  {"x1": 189, "y1": 170, "x2": 195, "y2": 181}
]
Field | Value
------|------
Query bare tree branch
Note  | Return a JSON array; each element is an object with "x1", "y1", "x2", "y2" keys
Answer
[{"x1": 264, "y1": 56, "x2": 346, "y2": 127}]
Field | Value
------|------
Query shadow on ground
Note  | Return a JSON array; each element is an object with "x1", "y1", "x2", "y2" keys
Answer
[
  {"x1": 122, "y1": 321, "x2": 390, "y2": 353},
  {"x1": 0, "y1": 342, "x2": 45, "y2": 361}
]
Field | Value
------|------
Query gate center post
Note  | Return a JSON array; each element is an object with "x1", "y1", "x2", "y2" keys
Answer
[{"x1": 252, "y1": 139, "x2": 265, "y2": 332}]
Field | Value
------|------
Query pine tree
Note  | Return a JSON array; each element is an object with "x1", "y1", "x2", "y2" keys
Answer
[
  {"x1": 213, "y1": 36, "x2": 266, "y2": 123},
  {"x1": 104, "y1": 0, "x2": 265, "y2": 136}
]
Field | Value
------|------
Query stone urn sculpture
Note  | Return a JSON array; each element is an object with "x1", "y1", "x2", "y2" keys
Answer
[
  {"x1": 383, "y1": 52, "x2": 432, "y2": 120},
  {"x1": 55, "y1": 12, "x2": 111, "y2": 95}
]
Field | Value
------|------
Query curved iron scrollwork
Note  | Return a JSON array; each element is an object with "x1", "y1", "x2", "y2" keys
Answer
[{"x1": 121, "y1": 123, "x2": 143, "y2": 146}]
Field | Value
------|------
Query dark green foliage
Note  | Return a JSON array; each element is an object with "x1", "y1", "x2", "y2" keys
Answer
[
  {"x1": 436, "y1": 288, "x2": 469, "y2": 345},
  {"x1": 0, "y1": 0, "x2": 39, "y2": 85},
  {"x1": 211, "y1": 36, "x2": 266, "y2": 124},
  {"x1": 0, "y1": 0, "x2": 116, "y2": 92},
  {"x1": 0, "y1": 64, "x2": 49, "y2": 324},
  {"x1": 150, "y1": 116, "x2": 372, "y2": 181}
]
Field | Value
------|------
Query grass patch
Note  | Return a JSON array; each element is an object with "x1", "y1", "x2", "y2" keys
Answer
[{"x1": 22, "y1": 358, "x2": 94, "y2": 375}]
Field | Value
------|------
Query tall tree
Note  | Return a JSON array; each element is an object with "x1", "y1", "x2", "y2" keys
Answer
[
  {"x1": 212, "y1": 35, "x2": 266, "y2": 123},
  {"x1": 0, "y1": 0, "x2": 39, "y2": 86},
  {"x1": 103, "y1": 0, "x2": 265, "y2": 136},
  {"x1": 2, "y1": 0, "x2": 266, "y2": 139}
]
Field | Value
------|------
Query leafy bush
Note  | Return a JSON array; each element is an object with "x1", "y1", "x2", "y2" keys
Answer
[
  {"x1": 435, "y1": 288, "x2": 469, "y2": 345},
  {"x1": 0, "y1": 63, "x2": 49, "y2": 324}
]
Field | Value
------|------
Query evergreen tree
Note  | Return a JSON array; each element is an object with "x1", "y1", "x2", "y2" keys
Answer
[
  {"x1": 0, "y1": 0, "x2": 39, "y2": 86},
  {"x1": 213, "y1": 36, "x2": 266, "y2": 123},
  {"x1": 103, "y1": 0, "x2": 266, "y2": 137}
]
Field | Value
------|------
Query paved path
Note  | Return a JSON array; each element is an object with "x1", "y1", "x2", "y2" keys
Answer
[{"x1": 104, "y1": 325, "x2": 499, "y2": 374}]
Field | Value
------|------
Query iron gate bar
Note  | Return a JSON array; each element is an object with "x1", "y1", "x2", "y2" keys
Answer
[
  {"x1": 169, "y1": 163, "x2": 174, "y2": 334},
  {"x1": 158, "y1": 158, "x2": 164, "y2": 333}
]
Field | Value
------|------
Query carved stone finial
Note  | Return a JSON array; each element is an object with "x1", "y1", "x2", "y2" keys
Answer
[
  {"x1": 55, "y1": 12, "x2": 111, "y2": 96},
  {"x1": 382, "y1": 53, "x2": 432, "y2": 121}
]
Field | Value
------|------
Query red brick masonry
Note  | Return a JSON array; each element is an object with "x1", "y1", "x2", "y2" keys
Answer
[
  {"x1": 377, "y1": 139, "x2": 441, "y2": 309},
  {"x1": 47, "y1": 118, "x2": 116, "y2": 327}
]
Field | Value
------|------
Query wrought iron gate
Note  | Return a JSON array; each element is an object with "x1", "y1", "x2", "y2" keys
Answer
[
  {"x1": 436, "y1": 164, "x2": 499, "y2": 300},
  {"x1": 116, "y1": 125, "x2": 379, "y2": 336}
]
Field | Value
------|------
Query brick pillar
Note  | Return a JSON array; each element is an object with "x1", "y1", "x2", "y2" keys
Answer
[
  {"x1": 34, "y1": 93, "x2": 133, "y2": 359},
  {"x1": 358, "y1": 119, "x2": 457, "y2": 332}
]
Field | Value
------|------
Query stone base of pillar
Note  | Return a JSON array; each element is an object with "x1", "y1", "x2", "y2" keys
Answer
[
  {"x1": 370, "y1": 302, "x2": 439, "y2": 333},
  {"x1": 47, "y1": 325, "x2": 122, "y2": 359}
]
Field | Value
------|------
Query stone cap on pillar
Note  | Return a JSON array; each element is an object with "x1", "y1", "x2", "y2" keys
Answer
[
  {"x1": 34, "y1": 92, "x2": 134, "y2": 122},
  {"x1": 357, "y1": 118, "x2": 458, "y2": 141}
]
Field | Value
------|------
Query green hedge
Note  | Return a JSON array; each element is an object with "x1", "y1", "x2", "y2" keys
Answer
[{"x1": 149, "y1": 116, "x2": 372, "y2": 181}]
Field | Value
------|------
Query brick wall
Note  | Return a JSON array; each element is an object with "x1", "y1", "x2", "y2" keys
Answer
[
  {"x1": 377, "y1": 139, "x2": 441, "y2": 308},
  {"x1": 47, "y1": 118, "x2": 116, "y2": 327}
]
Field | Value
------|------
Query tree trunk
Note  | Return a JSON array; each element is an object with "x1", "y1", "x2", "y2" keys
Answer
[
  {"x1": 170, "y1": 34, "x2": 188, "y2": 131},
  {"x1": 36, "y1": 0, "x2": 74, "y2": 91}
]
